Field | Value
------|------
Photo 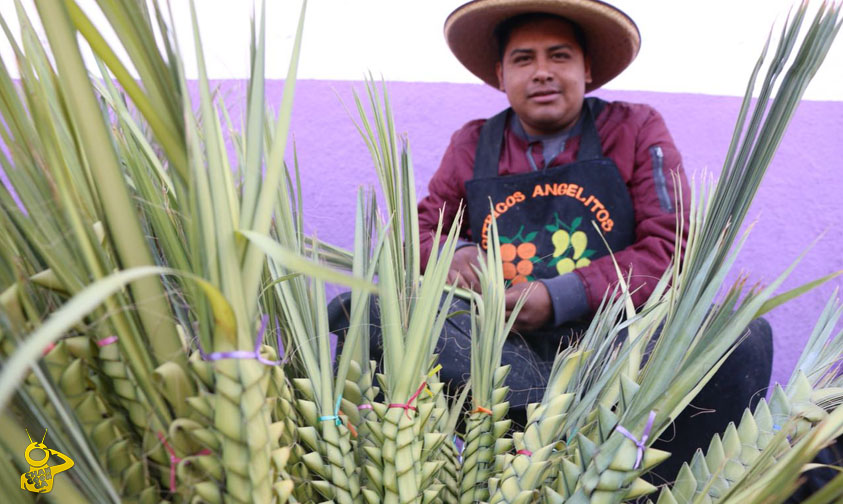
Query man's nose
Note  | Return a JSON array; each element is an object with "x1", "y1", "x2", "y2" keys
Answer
[{"x1": 532, "y1": 56, "x2": 553, "y2": 81}]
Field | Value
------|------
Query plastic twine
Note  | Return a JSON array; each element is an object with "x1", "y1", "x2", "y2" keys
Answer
[
  {"x1": 423, "y1": 364, "x2": 442, "y2": 397},
  {"x1": 97, "y1": 335, "x2": 118, "y2": 347},
  {"x1": 342, "y1": 413, "x2": 358, "y2": 437},
  {"x1": 561, "y1": 427, "x2": 579, "y2": 447},
  {"x1": 318, "y1": 396, "x2": 344, "y2": 427},
  {"x1": 198, "y1": 315, "x2": 283, "y2": 366},
  {"x1": 388, "y1": 364, "x2": 441, "y2": 419},
  {"x1": 42, "y1": 343, "x2": 56, "y2": 356},
  {"x1": 615, "y1": 411, "x2": 656, "y2": 469},
  {"x1": 388, "y1": 381, "x2": 425, "y2": 419},
  {"x1": 156, "y1": 432, "x2": 211, "y2": 492},
  {"x1": 470, "y1": 406, "x2": 493, "y2": 416},
  {"x1": 453, "y1": 434, "x2": 465, "y2": 464},
  {"x1": 43, "y1": 335, "x2": 118, "y2": 356},
  {"x1": 772, "y1": 423, "x2": 792, "y2": 442},
  {"x1": 516, "y1": 449, "x2": 532, "y2": 456},
  {"x1": 318, "y1": 396, "x2": 358, "y2": 437},
  {"x1": 357, "y1": 404, "x2": 373, "y2": 411}
]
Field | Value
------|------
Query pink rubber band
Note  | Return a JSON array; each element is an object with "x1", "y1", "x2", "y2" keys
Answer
[
  {"x1": 97, "y1": 335, "x2": 118, "y2": 347},
  {"x1": 42, "y1": 343, "x2": 56, "y2": 356},
  {"x1": 157, "y1": 432, "x2": 211, "y2": 493},
  {"x1": 388, "y1": 381, "x2": 427, "y2": 419}
]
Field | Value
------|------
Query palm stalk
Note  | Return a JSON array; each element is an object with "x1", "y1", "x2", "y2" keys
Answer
[
  {"x1": 265, "y1": 152, "x2": 379, "y2": 504},
  {"x1": 654, "y1": 305, "x2": 843, "y2": 504},
  {"x1": 347, "y1": 77, "x2": 466, "y2": 504},
  {"x1": 0, "y1": 3, "x2": 175, "y2": 440},
  {"x1": 460, "y1": 215, "x2": 522, "y2": 503},
  {"x1": 34, "y1": 0, "x2": 184, "y2": 373},
  {"x1": 41, "y1": 338, "x2": 161, "y2": 501}
]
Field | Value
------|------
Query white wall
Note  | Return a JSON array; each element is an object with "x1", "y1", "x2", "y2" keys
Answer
[{"x1": 1, "y1": 0, "x2": 841, "y2": 100}]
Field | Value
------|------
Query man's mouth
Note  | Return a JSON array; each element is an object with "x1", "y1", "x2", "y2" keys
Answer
[{"x1": 528, "y1": 89, "x2": 561, "y2": 102}]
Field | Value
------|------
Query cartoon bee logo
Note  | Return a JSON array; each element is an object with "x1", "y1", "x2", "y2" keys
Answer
[{"x1": 20, "y1": 429, "x2": 74, "y2": 494}]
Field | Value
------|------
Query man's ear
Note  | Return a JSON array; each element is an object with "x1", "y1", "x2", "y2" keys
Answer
[
  {"x1": 495, "y1": 61, "x2": 505, "y2": 91},
  {"x1": 584, "y1": 54, "x2": 593, "y2": 84}
]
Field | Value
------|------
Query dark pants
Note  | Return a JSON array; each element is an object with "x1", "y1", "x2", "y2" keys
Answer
[{"x1": 327, "y1": 292, "x2": 774, "y2": 483}]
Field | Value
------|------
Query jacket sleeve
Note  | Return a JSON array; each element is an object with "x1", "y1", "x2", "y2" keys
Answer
[
  {"x1": 418, "y1": 122, "x2": 482, "y2": 272},
  {"x1": 574, "y1": 107, "x2": 690, "y2": 310}
]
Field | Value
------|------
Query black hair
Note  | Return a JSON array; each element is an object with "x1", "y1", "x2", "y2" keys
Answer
[{"x1": 495, "y1": 13, "x2": 588, "y2": 61}]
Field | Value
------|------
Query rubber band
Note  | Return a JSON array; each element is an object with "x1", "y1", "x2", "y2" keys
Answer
[
  {"x1": 516, "y1": 449, "x2": 532, "y2": 456},
  {"x1": 470, "y1": 406, "x2": 493, "y2": 416},
  {"x1": 615, "y1": 411, "x2": 656, "y2": 469},
  {"x1": 388, "y1": 381, "x2": 426, "y2": 419},
  {"x1": 453, "y1": 434, "x2": 464, "y2": 464},
  {"x1": 388, "y1": 365, "x2": 441, "y2": 419},
  {"x1": 156, "y1": 432, "x2": 211, "y2": 492},
  {"x1": 318, "y1": 396, "x2": 344, "y2": 427},
  {"x1": 198, "y1": 315, "x2": 283, "y2": 366},
  {"x1": 44, "y1": 335, "x2": 117, "y2": 356},
  {"x1": 771, "y1": 423, "x2": 793, "y2": 443},
  {"x1": 317, "y1": 397, "x2": 358, "y2": 437},
  {"x1": 42, "y1": 343, "x2": 55, "y2": 356},
  {"x1": 97, "y1": 335, "x2": 118, "y2": 347},
  {"x1": 561, "y1": 427, "x2": 579, "y2": 446},
  {"x1": 424, "y1": 364, "x2": 442, "y2": 397},
  {"x1": 340, "y1": 413, "x2": 358, "y2": 438}
]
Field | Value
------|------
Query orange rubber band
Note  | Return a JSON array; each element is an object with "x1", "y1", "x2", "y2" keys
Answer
[{"x1": 338, "y1": 412, "x2": 358, "y2": 438}]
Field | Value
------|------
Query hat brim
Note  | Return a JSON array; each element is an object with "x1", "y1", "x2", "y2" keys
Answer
[{"x1": 444, "y1": 0, "x2": 640, "y2": 92}]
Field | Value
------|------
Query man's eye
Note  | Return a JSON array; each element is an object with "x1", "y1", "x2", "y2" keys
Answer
[
  {"x1": 513, "y1": 55, "x2": 530, "y2": 64},
  {"x1": 552, "y1": 52, "x2": 571, "y2": 60}
]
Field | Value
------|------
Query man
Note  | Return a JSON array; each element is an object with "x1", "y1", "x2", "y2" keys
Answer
[
  {"x1": 424, "y1": 2, "x2": 685, "y2": 334},
  {"x1": 331, "y1": 0, "x2": 772, "y2": 482},
  {"x1": 415, "y1": 1, "x2": 700, "y2": 404},
  {"x1": 419, "y1": 0, "x2": 772, "y2": 481}
]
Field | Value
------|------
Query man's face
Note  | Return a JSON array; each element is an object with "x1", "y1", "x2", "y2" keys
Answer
[{"x1": 495, "y1": 17, "x2": 592, "y2": 137}]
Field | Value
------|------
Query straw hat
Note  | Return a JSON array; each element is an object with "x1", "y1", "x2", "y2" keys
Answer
[{"x1": 444, "y1": 0, "x2": 640, "y2": 92}]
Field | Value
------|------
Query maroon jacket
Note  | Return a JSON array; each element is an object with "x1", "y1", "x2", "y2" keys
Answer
[{"x1": 418, "y1": 100, "x2": 690, "y2": 313}]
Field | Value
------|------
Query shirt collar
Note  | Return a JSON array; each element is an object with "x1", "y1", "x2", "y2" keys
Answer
[{"x1": 508, "y1": 109, "x2": 584, "y2": 144}]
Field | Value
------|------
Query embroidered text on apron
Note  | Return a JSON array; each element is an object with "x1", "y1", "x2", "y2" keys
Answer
[{"x1": 465, "y1": 98, "x2": 636, "y2": 282}]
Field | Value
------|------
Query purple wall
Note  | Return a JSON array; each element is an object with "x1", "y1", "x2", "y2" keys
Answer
[
  {"x1": 3, "y1": 77, "x2": 837, "y2": 388},
  {"x1": 245, "y1": 78, "x2": 840, "y2": 388}
]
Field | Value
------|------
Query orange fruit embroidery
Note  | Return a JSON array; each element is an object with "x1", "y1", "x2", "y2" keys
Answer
[
  {"x1": 500, "y1": 243, "x2": 517, "y2": 262},
  {"x1": 516, "y1": 259, "x2": 533, "y2": 276},
  {"x1": 502, "y1": 261, "x2": 517, "y2": 280},
  {"x1": 516, "y1": 242, "x2": 536, "y2": 260},
  {"x1": 498, "y1": 226, "x2": 540, "y2": 283}
]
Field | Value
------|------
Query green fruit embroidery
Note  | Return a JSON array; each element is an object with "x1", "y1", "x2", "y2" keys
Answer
[
  {"x1": 552, "y1": 229, "x2": 570, "y2": 257},
  {"x1": 547, "y1": 214, "x2": 595, "y2": 275},
  {"x1": 571, "y1": 230, "x2": 587, "y2": 259}
]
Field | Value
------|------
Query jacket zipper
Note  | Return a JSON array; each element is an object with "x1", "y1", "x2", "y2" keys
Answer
[{"x1": 650, "y1": 145, "x2": 673, "y2": 212}]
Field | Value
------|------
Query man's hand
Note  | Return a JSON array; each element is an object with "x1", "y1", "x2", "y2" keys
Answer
[
  {"x1": 447, "y1": 245, "x2": 485, "y2": 292},
  {"x1": 505, "y1": 281, "x2": 552, "y2": 332}
]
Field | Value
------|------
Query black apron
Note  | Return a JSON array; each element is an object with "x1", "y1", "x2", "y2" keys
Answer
[{"x1": 465, "y1": 98, "x2": 636, "y2": 283}]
